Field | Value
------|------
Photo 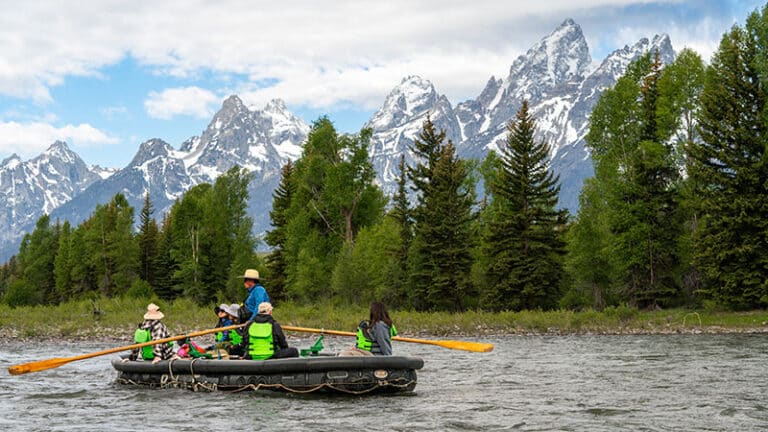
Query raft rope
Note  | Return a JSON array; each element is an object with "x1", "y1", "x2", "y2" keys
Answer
[{"x1": 117, "y1": 373, "x2": 416, "y2": 395}]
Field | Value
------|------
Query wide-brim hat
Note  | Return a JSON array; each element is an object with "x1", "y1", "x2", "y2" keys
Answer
[
  {"x1": 144, "y1": 303, "x2": 164, "y2": 320},
  {"x1": 222, "y1": 304, "x2": 240, "y2": 317},
  {"x1": 214, "y1": 303, "x2": 227, "y2": 314},
  {"x1": 240, "y1": 269, "x2": 260, "y2": 280}
]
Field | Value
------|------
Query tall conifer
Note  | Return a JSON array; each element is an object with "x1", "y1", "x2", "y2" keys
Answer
[{"x1": 482, "y1": 100, "x2": 566, "y2": 311}]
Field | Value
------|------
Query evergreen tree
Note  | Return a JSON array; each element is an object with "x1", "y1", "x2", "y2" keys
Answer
[
  {"x1": 689, "y1": 20, "x2": 768, "y2": 308},
  {"x1": 153, "y1": 212, "x2": 180, "y2": 300},
  {"x1": 481, "y1": 100, "x2": 567, "y2": 311},
  {"x1": 385, "y1": 155, "x2": 412, "y2": 306},
  {"x1": 408, "y1": 117, "x2": 475, "y2": 311},
  {"x1": 54, "y1": 221, "x2": 73, "y2": 302},
  {"x1": 265, "y1": 161, "x2": 295, "y2": 302},
  {"x1": 12, "y1": 215, "x2": 59, "y2": 305},
  {"x1": 137, "y1": 193, "x2": 159, "y2": 287}
]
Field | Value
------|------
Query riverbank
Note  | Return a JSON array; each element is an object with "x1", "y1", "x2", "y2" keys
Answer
[{"x1": 1, "y1": 297, "x2": 767, "y2": 341}]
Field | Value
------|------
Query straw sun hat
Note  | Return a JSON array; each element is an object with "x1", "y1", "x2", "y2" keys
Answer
[
  {"x1": 240, "y1": 269, "x2": 260, "y2": 280},
  {"x1": 143, "y1": 303, "x2": 164, "y2": 320}
]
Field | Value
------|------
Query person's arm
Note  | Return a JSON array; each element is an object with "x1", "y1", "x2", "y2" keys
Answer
[
  {"x1": 371, "y1": 322, "x2": 393, "y2": 355},
  {"x1": 152, "y1": 322, "x2": 171, "y2": 360},
  {"x1": 245, "y1": 290, "x2": 259, "y2": 321},
  {"x1": 272, "y1": 322, "x2": 289, "y2": 349}
]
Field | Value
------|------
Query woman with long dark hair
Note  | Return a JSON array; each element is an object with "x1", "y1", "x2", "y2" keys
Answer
[{"x1": 366, "y1": 301, "x2": 397, "y2": 355}]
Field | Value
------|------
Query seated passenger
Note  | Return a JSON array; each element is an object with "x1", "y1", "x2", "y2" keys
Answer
[
  {"x1": 243, "y1": 302, "x2": 298, "y2": 360},
  {"x1": 358, "y1": 301, "x2": 397, "y2": 356},
  {"x1": 131, "y1": 303, "x2": 173, "y2": 364}
]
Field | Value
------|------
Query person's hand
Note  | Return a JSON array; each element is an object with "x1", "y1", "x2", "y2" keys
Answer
[{"x1": 152, "y1": 357, "x2": 162, "y2": 364}]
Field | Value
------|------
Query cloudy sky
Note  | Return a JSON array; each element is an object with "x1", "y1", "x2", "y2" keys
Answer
[{"x1": 0, "y1": 0, "x2": 764, "y2": 168}]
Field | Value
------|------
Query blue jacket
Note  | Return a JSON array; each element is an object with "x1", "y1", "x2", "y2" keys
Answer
[{"x1": 244, "y1": 283, "x2": 270, "y2": 321}]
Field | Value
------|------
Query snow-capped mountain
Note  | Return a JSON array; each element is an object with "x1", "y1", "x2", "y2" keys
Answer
[
  {"x1": 0, "y1": 19, "x2": 676, "y2": 263},
  {"x1": 0, "y1": 97, "x2": 309, "y2": 262},
  {"x1": 0, "y1": 141, "x2": 102, "y2": 252}
]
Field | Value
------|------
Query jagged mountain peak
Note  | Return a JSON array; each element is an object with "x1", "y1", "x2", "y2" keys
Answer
[
  {"x1": 508, "y1": 18, "x2": 591, "y2": 87},
  {"x1": 210, "y1": 95, "x2": 250, "y2": 128},
  {"x1": 221, "y1": 94, "x2": 247, "y2": 111},
  {"x1": 263, "y1": 98, "x2": 288, "y2": 113},
  {"x1": 40, "y1": 140, "x2": 79, "y2": 164},
  {"x1": 593, "y1": 32, "x2": 676, "y2": 79},
  {"x1": 2, "y1": 153, "x2": 22, "y2": 168},
  {"x1": 366, "y1": 75, "x2": 443, "y2": 130},
  {"x1": 129, "y1": 138, "x2": 174, "y2": 167}
]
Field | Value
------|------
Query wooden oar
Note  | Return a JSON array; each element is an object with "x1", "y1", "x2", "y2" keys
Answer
[
  {"x1": 282, "y1": 325, "x2": 494, "y2": 353},
  {"x1": 7, "y1": 323, "x2": 245, "y2": 375}
]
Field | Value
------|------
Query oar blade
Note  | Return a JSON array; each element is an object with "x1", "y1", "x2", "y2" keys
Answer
[
  {"x1": 435, "y1": 340, "x2": 494, "y2": 353},
  {"x1": 8, "y1": 358, "x2": 70, "y2": 375}
]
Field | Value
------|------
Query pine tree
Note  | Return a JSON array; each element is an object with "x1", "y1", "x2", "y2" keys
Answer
[
  {"x1": 689, "y1": 21, "x2": 768, "y2": 308},
  {"x1": 386, "y1": 155, "x2": 412, "y2": 305},
  {"x1": 265, "y1": 161, "x2": 295, "y2": 302},
  {"x1": 408, "y1": 117, "x2": 475, "y2": 311},
  {"x1": 482, "y1": 100, "x2": 566, "y2": 311},
  {"x1": 137, "y1": 193, "x2": 159, "y2": 287}
]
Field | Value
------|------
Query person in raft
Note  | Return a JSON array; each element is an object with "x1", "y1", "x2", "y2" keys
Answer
[
  {"x1": 131, "y1": 303, "x2": 173, "y2": 364},
  {"x1": 241, "y1": 269, "x2": 269, "y2": 323},
  {"x1": 356, "y1": 301, "x2": 397, "y2": 355},
  {"x1": 243, "y1": 302, "x2": 298, "y2": 360},
  {"x1": 209, "y1": 303, "x2": 241, "y2": 350}
]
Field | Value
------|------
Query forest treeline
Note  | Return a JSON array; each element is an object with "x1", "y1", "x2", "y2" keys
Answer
[{"x1": 1, "y1": 6, "x2": 767, "y2": 312}]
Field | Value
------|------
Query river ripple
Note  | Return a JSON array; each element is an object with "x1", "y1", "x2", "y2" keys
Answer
[{"x1": 1, "y1": 333, "x2": 767, "y2": 431}]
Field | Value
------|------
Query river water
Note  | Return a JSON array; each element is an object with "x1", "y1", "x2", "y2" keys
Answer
[{"x1": 1, "y1": 333, "x2": 767, "y2": 431}]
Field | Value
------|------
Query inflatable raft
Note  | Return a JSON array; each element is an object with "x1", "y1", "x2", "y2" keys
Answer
[{"x1": 112, "y1": 355, "x2": 424, "y2": 394}]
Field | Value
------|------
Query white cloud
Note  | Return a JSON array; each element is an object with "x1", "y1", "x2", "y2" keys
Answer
[
  {"x1": 0, "y1": 121, "x2": 118, "y2": 159},
  {"x1": 144, "y1": 87, "x2": 221, "y2": 119},
  {"x1": 0, "y1": 0, "x2": 744, "y2": 106},
  {"x1": 0, "y1": 0, "x2": 763, "y2": 111}
]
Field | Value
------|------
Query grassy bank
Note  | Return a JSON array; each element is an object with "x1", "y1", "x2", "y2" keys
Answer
[{"x1": 1, "y1": 297, "x2": 767, "y2": 341}]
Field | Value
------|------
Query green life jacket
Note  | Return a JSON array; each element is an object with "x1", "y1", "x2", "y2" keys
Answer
[
  {"x1": 134, "y1": 328, "x2": 154, "y2": 360},
  {"x1": 356, "y1": 321, "x2": 397, "y2": 351},
  {"x1": 217, "y1": 328, "x2": 244, "y2": 345},
  {"x1": 248, "y1": 322, "x2": 274, "y2": 360},
  {"x1": 356, "y1": 321, "x2": 372, "y2": 351},
  {"x1": 230, "y1": 329, "x2": 243, "y2": 345}
]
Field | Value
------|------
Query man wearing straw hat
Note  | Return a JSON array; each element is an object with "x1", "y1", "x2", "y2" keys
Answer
[{"x1": 241, "y1": 269, "x2": 269, "y2": 323}]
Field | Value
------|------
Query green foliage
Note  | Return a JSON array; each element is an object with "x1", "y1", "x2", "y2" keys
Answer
[
  {"x1": 480, "y1": 100, "x2": 567, "y2": 311},
  {"x1": 137, "y1": 193, "x2": 160, "y2": 288},
  {"x1": 3, "y1": 277, "x2": 44, "y2": 307},
  {"x1": 265, "y1": 161, "x2": 295, "y2": 301},
  {"x1": 578, "y1": 52, "x2": 685, "y2": 309},
  {"x1": 17, "y1": 215, "x2": 59, "y2": 304},
  {"x1": 282, "y1": 118, "x2": 386, "y2": 303},
  {"x1": 563, "y1": 179, "x2": 616, "y2": 309},
  {"x1": 125, "y1": 279, "x2": 154, "y2": 298},
  {"x1": 407, "y1": 117, "x2": 476, "y2": 311},
  {"x1": 331, "y1": 218, "x2": 403, "y2": 306},
  {"x1": 689, "y1": 17, "x2": 768, "y2": 309}
]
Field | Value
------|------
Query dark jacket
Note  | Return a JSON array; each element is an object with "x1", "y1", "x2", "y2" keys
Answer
[{"x1": 243, "y1": 313, "x2": 289, "y2": 355}]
